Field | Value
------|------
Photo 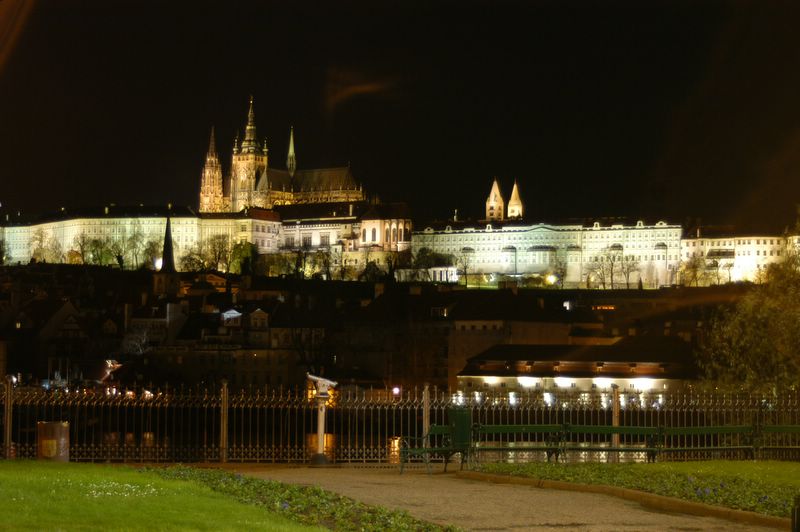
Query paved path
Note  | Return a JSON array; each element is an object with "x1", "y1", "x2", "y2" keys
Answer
[{"x1": 230, "y1": 465, "x2": 780, "y2": 531}]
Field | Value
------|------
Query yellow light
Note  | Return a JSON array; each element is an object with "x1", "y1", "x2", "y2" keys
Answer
[
  {"x1": 483, "y1": 377, "x2": 500, "y2": 385},
  {"x1": 545, "y1": 274, "x2": 557, "y2": 285}
]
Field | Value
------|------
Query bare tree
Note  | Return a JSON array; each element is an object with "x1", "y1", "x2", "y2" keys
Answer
[
  {"x1": 44, "y1": 235, "x2": 64, "y2": 263},
  {"x1": 73, "y1": 232, "x2": 90, "y2": 264},
  {"x1": 620, "y1": 255, "x2": 641, "y2": 289},
  {"x1": 456, "y1": 248, "x2": 475, "y2": 287},
  {"x1": 680, "y1": 255, "x2": 706, "y2": 286},
  {"x1": 31, "y1": 229, "x2": 47, "y2": 262},
  {"x1": 0, "y1": 238, "x2": 5, "y2": 265}
]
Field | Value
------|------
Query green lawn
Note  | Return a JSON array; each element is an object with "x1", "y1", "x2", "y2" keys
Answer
[
  {"x1": 0, "y1": 461, "x2": 316, "y2": 531},
  {"x1": 0, "y1": 461, "x2": 455, "y2": 531},
  {"x1": 476, "y1": 460, "x2": 800, "y2": 518}
]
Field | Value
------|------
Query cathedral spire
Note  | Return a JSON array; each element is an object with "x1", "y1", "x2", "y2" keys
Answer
[
  {"x1": 287, "y1": 126, "x2": 296, "y2": 177},
  {"x1": 207, "y1": 126, "x2": 217, "y2": 159},
  {"x1": 241, "y1": 95, "x2": 258, "y2": 153}
]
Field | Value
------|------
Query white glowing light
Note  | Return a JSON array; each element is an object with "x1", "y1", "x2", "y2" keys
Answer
[
  {"x1": 483, "y1": 377, "x2": 500, "y2": 385},
  {"x1": 517, "y1": 376, "x2": 539, "y2": 388},
  {"x1": 632, "y1": 378, "x2": 654, "y2": 391},
  {"x1": 543, "y1": 392, "x2": 554, "y2": 407},
  {"x1": 392, "y1": 386, "x2": 401, "y2": 396},
  {"x1": 154, "y1": 258, "x2": 163, "y2": 270},
  {"x1": 553, "y1": 377, "x2": 574, "y2": 388},
  {"x1": 546, "y1": 274, "x2": 558, "y2": 285},
  {"x1": 593, "y1": 377, "x2": 613, "y2": 389},
  {"x1": 508, "y1": 392, "x2": 517, "y2": 406}
]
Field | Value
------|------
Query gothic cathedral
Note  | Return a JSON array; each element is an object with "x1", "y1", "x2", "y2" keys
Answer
[{"x1": 199, "y1": 97, "x2": 365, "y2": 213}]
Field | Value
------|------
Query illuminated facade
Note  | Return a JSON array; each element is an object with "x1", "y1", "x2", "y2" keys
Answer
[
  {"x1": 199, "y1": 97, "x2": 364, "y2": 214},
  {"x1": 416, "y1": 180, "x2": 683, "y2": 287}
]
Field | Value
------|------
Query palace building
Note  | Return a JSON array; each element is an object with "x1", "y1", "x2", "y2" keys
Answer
[{"x1": 0, "y1": 98, "x2": 411, "y2": 273}]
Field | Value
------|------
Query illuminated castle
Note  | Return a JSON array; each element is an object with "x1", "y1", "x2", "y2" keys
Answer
[{"x1": 199, "y1": 97, "x2": 364, "y2": 213}]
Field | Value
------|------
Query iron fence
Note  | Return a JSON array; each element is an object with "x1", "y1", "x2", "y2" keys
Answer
[{"x1": 2, "y1": 382, "x2": 799, "y2": 463}]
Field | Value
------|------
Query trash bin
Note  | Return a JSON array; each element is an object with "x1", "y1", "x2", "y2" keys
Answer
[{"x1": 37, "y1": 422, "x2": 69, "y2": 462}]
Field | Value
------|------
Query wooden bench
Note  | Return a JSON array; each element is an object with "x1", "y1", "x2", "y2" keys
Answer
[
  {"x1": 472, "y1": 424, "x2": 564, "y2": 463},
  {"x1": 561, "y1": 424, "x2": 661, "y2": 462}
]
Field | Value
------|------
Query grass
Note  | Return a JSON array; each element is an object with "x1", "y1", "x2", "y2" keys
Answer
[
  {"x1": 0, "y1": 461, "x2": 455, "y2": 531},
  {"x1": 476, "y1": 460, "x2": 800, "y2": 518},
  {"x1": 0, "y1": 461, "x2": 315, "y2": 531}
]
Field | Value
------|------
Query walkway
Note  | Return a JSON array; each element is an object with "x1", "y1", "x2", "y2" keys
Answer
[{"x1": 230, "y1": 464, "x2": 780, "y2": 531}]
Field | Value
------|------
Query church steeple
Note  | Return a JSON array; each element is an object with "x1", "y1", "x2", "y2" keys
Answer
[
  {"x1": 240, "y1": 95, "x2": 258, "y2": 153},
  {"x1": 485, "y1": 177, "x2": 505, "y2": 222},
  {"x1": 287, "y1": 126, "x2": 296, "y2": 177},
  {"x1": 153, "y1": 216, "x2": 180, "y2": 297},
  {"x1": 507, "y1": 180, "x2": 524, "y2": 219},
  {"x1": 199, "y1": 127, "x2": 224, "y2": 212},
  {"x1": 160, "y1": 217, "x2": 176, "y2": 274}
]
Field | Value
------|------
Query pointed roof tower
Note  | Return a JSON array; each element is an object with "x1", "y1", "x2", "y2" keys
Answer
[
  {"x1": 206, "y1": 126, "x2": 218, "y2": 160},
  {"x1": 160, "y1": 217, "x2": 176, "y2": 274},
  {"x1": 287, "y1": 127, "x2": 296, "y2": 178},
  {"x1": 485, "y1": 177, "x2": 505, "y2": 222},
  {"x1": 240, "y1": 95, "x2": 258, "y2": 153},
  {"x1": 507, "y1": 180, "x2": 524, "y2": 219}
]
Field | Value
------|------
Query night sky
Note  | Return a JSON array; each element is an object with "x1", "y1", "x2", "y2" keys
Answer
[{"x1": 2, "y1": 1, "x2": 800, "y2": 230}]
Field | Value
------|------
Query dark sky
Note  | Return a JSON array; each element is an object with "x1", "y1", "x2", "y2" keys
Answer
[{"x1": 2, "y1": 1, "x2": 800, "y2": 230}]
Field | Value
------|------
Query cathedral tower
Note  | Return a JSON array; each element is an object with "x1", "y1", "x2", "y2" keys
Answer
[
  {"x1": 230, "y1": 96, "x2": 268, "y2": 211},
  {"x1": 287, "y1": 126, "x2": 296, "y2": 178},
  {"x1": 485, "y1": 178, "x2": 505, "y2": 222},
  {"x1": 199, "y1": 127, "x2": 226, "y2": 213},
  {"x1": 507, "y1": 180, "x2": 523, "y2": 219}
]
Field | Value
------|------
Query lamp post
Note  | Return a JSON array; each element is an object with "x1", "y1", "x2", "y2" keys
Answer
[{"x1": 307, "y1": 373, "x2": 337, "y2": 466}]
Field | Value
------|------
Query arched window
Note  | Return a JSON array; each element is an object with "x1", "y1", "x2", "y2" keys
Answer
[
  {"x1": 385, "y1": 228, "x2": 390, "y2": 242},
  {"x1": 399, "y1": 227, "x2": 404, "y2": 242},
  {"x1": 392, "y1": 228, "x2": 397, "y2": 242},
  {"x1": 371, "y1": 228, "x2": 377, "y2": 242},
  {"x1": 362, "y1": 229, "x2": 366, "y2": 242}
]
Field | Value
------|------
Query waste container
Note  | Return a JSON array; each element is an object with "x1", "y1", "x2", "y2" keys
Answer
[{"x1": 37, "y1": 422, "x2": 69, "y2": 462}]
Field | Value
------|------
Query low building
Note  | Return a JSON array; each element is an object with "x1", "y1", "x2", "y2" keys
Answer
[{"x1": 457, "y1": 335, "x2": 697, "y2": 393}]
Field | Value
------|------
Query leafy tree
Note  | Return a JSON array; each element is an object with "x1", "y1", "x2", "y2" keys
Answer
[
  {"x1": 142, "y1": 237, "x2": 163, "y2": 269},
  {"x1": 230, "y1": 241, "x2": 258, "y2": 274},
  {"x1": 700, "y1": 254, "x2": 800, "y2": 392},
  {"x1": 207, "y1": 234, "x2": 231, "y2": 271}
]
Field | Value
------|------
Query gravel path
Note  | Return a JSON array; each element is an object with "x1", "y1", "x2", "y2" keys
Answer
[{"x1": 229, "y1": 464, "x2": 780, "y2": 531}]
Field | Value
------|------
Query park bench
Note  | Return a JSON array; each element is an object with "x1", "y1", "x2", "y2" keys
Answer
[
  {"x1": 658, "y1": 425, "x2": 756, "y2": 459},
  {"x1": 754, "y1": 424, "x2": 800, "y2": 457},
  {"x1": 560, "y1": 424, "x2": 661, "y2": 462},
  {"x1": 472, "y1": 424, "x2": 564, "y2": 463},
  {"x1": 399, "y1": 408, "x2": 472, "y2": 474}
]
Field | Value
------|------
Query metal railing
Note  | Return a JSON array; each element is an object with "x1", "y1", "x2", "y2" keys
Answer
[{"x1": 2, "y1": 381, "x2": 799, "y2": 463}]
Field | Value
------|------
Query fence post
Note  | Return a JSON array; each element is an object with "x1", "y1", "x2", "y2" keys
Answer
[
  {"x1": 611, "y1": 384, "x2": 620, "y2": 463},
  {"x1": 422, "y1": 383, "x2": 430, "y2": 448},
  {"x1": 219, "y1": 380, "x2": 228, "y2": 463},
  {"x1": 3, "y1": 376, "x2": 13, "y2": 459}
]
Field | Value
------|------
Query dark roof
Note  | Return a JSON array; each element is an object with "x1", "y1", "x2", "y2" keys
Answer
[
  {"x1": 2, "y1": 205, "x2": 197, "y2": 226},
  {"x1": 361, "y1": 202, "x2": 411, "y2": 220},
  {"x1": 466, "y1": 335, "x2": 693, "y2": 365},
  {"x1": 417, "y1": 216, "x2": 680, "y2": 232},
  {"x1": 274, "y1": 201, "x2": 369, "y2": 222},
  {"x1": 257, "y1": 167, "x2": 359, "y2": 193}
]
